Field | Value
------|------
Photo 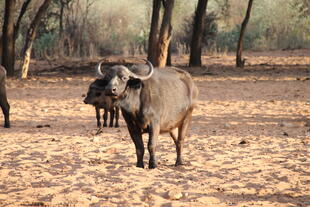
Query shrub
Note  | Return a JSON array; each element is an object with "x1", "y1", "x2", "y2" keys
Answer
[
  {"x1": 33, "y1": 32, "x2": 57, "y2": 58},
  {"x1": 174, "y1": 12, "x2": 218, "y2": 54}
]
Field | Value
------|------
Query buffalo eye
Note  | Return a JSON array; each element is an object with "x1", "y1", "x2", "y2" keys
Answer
[
  {"x1": 121, "y1": 76, "x2": 128, "y2": 81},
  {"x1": 95, "y1": 92, "x2": 101, "y2": 97}
]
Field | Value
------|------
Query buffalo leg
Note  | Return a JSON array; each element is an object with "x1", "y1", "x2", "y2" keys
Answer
[
  {"x1": 169, "y1": 128, "x2": 178, "y2": 145},
  {"x1": 0, "y1": 94, "x2": 10, "y2": 128},
  {"x1": 175, "y1": 110, "x2": 193, "y2": 166},
  {"x1": 129, "y1": 125, "x2": 144, "y2": 168},
  {"x1": 95, "y1": 107, "x2": 101, "y2": 128},
  {"x1": 109, "y1": 108, "x2": 115, "y2": 127},
  {"x1": 148, "y1": 122, "x2": 160, "y2": 169},
  {"x1": 114, "y1": 107, "x2": 120, "y2": 128},
  {"x1": 123, "y1": 112, "x2": 144, "y2": 168},
  {"x1": 103, "y1": 108, "x2": 108, "y2": 127}
]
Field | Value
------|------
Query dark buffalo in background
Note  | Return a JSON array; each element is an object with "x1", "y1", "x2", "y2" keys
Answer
[
  {"x1": 0, "y1": 66, "x2": 10, "y2": 128},
  {"x1": 84, "y1": 79, "x2": 120, "y2": 128},
  {"x1": 94, "y1": 59, "x2": 198, "y2": 169}
]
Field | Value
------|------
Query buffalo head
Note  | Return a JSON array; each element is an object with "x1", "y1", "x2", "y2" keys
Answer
[
  {"x1": 94, "y1": 59, "x2": 154, "y2": 97},
  {"x1": 83, "y1": 79, "x2": 108, "y2": 106}
]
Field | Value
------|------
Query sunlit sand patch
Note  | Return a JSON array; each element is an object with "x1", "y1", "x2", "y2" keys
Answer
[{"x1": 1, "y1": 54, "x2": 309, "y2": 206}]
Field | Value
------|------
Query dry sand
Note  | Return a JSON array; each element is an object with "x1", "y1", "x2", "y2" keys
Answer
[{"x1": 0, "y1": 51, "x2": 309, "y2": 207}]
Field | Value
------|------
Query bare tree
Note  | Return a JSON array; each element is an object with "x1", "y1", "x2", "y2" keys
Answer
[
  {"x1": 21, "y1": 0, "x2": 52, "y2": 79},
  {"x1": 147, "y1": 0, "x2": 161, "y2": 65},
  {"x1": 166, "y1": 42, "x2": 171, "y2": 66},
  {"x1": 236, "y1": 0, "x2": 254, "y2": 67},
  {"x1": 189, "y1": 0, "x2": 209, "y2": 67},
  {"x1": 0, "y1": 0, "x2": 32, "y2": 75},
  {"x1": 58, "y1": 0, "x2": 73, "y2": 37},
  {"x1": 56, "y1": 0, "x2": 70, "y2": 57},
  {"x1": 57, "y1": 0, "x2": 97, "y2": 57},
  {"x1": 214, "y1": 0, "x2": 230, "y2": 25},
  {"x1": 1, "y1": 0, "x2": 16, "y2": 76},
  {"x1": 154, "y1": 0, "x2": 175, "y2": 67},
  {"x1": 14, "y1": 0, "x2": 32, "y2": 40}
]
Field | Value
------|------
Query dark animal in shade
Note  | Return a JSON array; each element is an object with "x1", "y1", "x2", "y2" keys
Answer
[
  {"x1": 0, "y1": 66, "x2": 10, "y2": 128},
  {"x1": 93, "y1": 59, "x2": 198, "y2": 169},
  {"x1": 84, "y1": 80, "x2": 120, "y2": 128}
]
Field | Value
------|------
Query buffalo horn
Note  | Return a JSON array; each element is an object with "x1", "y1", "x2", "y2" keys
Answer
[
  {"x1": 96, "y1": 59, "x2": 154, "y2": 81},
  {"x1": 96, "y1": 61, "x2": 105, "y2": 78},
  {"x1": 129, "y1": 59, "x2": 154, "y2": 81}
]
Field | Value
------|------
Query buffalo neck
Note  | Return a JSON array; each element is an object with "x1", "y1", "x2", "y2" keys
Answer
[{"x1": 119, "y1": 86, "x2": 142, "y2": 114}]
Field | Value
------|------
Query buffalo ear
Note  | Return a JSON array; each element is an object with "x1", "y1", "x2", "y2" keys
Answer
[
  {"x1": 90, "y1": 79, "x2": 109, "y2": 90},
  {"x1": 127, "y1": 78, "x2": 142, "y2": 89}
]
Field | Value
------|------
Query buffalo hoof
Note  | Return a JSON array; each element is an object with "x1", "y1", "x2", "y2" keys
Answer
[
  {"x1": 136, "y1": 162, "x2": 144, "y2": 168},
  {"x1": 115, "y1": 124, "x2": 120, "y2": 128},
  {"x1": 4, "y1": 123, "x2": 10, "y2": 128},
  {"x1": 103, "y1": 123, "x2": 108, "y2": 127},
  {"x1": 148, "y1": 162, "x2": 157, "y2": 169}
]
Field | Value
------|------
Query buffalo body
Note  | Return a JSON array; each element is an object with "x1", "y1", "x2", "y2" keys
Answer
[
  {"x1": 0, "y1": 66, "x2": 10, "y2": 128},
  {"x1": 84, "y1": 79, "x2": 120, "y2": 128},
  {"x1": 94, "y1": 60, "x2": 198, "y2": 168}
]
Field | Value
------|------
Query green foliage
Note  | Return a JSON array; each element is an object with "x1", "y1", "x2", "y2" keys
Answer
[
  {"x1": 6, "y1": 0, "x2": 310, "y2": 59},
  {"x1": 211, "y1": 0, "x2": 310, "y2": 52},
  {"x1": 33, "y1": 32, "x2": 57, "y2": 58},
  {"x1": 174, "y1": 12, "x2": 218, "y2": 53},
  {"x1": 215, "y1": 24, "x2": 261, "y2": 52},
  {"x1": 215, "y1": 26, "x2": 238, "y2": 52}
]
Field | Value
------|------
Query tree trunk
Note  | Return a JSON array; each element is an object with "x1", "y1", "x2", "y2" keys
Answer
[
  {"x1": 189, "y1": 0, "x2": 208, "y2": 67},
  {"x1": 14, "y1": 0, "x2": 32, "y2": 40},
  {"x1": 58, "y1": 1, "x2": 65, "y2": 57},
  {"x1": 1, "y1": 0, "x2": 16, "y2": 76},
  {"x1": 166, "y1": 41, "x2": 172, "y2": 66},
  {"x1": 58, "y1": 0, "x2": 73, "y2": 57},
  {"x1": 0, "y1": 39, "x2": 2, "y2": 65},
  {"x1": 147, "y1": 0, "x2": 161, "y2": 65},
  {"x1": 0, "y1": 0, "x2": 32, "y2": 66},
  {"x1": 59, "y1": 0, "x2": 65, "y2": 36},
  {"x1": 21, "y1": 0, "x2": 52, "y2": 79},
  {"x1": 236, "y1": 0, "x2": 254, "y2": 68},
  {"x1": 154, "y1": 0, "x2": 175, "y2": 68}
]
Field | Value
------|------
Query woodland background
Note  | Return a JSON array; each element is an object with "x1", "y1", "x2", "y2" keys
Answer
[
  {"x1": 0, "y1": 1, "x2": 310, "y2": 206},
  {"x1": 0, "y1": 0, "x2": 309, "y2": 76}
]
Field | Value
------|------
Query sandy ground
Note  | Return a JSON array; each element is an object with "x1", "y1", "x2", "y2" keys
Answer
[{"x1": 0, "y1": 51, "x2": 309, "y2": 207}]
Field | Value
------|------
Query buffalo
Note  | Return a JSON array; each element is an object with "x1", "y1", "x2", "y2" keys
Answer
[
  {"x1": 93, "y1": 59, "x2": 198, "y2": 168},
  {"x1": 0, "y1": 66, "x2": 10, "y2": 128},
  {"x1": 84, "y1": 79, "x2": 120, "y2": 128}
]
